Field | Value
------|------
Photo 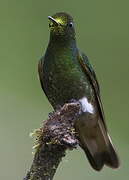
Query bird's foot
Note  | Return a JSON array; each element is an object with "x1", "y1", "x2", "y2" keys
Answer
[{"x1": 68, "y1": 99, "x2": 78, "y2": 103}]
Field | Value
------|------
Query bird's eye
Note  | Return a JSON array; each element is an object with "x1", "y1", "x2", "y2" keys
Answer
[{"x1": 69, "y1": 22, "x2": 73, "y2": 27}]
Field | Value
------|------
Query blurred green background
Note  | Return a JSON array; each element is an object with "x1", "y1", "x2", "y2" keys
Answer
[{"x1": 0, "y1": 0, "x2": 129, "y2": 179}]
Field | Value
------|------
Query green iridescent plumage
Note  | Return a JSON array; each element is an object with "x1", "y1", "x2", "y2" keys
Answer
[{"x1": 38, "y1": 12, "x2": 119, "y2": 171}]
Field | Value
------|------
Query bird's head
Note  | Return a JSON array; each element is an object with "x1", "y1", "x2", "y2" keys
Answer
[{"x1": 48, "y1": 12, "x2": 75, "y2": 40}]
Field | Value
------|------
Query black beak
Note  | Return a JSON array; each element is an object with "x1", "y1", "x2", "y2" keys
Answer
[{"x1": 48, "y1": 16, "x2": 59, "y2": 26}]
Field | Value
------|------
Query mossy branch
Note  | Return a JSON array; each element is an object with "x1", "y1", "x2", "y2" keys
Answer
[{"x1": 23, "y1": 102, "x2": 81, "y2": 180}]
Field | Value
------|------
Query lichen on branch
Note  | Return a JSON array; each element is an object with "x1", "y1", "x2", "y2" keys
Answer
[{"x1": 24, "y1": 102, "x2": 81, "y2": 180}]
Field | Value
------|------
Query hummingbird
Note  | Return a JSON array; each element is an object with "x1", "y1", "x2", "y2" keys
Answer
[{"x1": 38, "y1": 12, "x2": 119, "y2": 171}]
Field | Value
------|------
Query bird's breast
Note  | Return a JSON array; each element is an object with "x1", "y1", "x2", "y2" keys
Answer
[{"x1": 43, "y1": 53, "x2": 93, "y2": 108}]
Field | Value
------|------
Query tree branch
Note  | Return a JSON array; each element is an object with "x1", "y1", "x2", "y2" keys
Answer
[{"x1": 24, "y1": 102, "x2": 81, "y2": 180}]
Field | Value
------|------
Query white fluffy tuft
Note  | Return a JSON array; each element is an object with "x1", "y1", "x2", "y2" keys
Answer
[{"x1": 79, "y1": 97, "x2": 94, "y2": 114}]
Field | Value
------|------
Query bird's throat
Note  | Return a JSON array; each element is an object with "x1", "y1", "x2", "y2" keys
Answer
[{"x1": 49, "y1": 33, "x2": 76, "y2": 48}]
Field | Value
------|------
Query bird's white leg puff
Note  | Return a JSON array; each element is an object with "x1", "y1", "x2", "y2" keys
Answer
[{"x1": 79, "y1": 97, "x2": 94, "y2": 114}]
